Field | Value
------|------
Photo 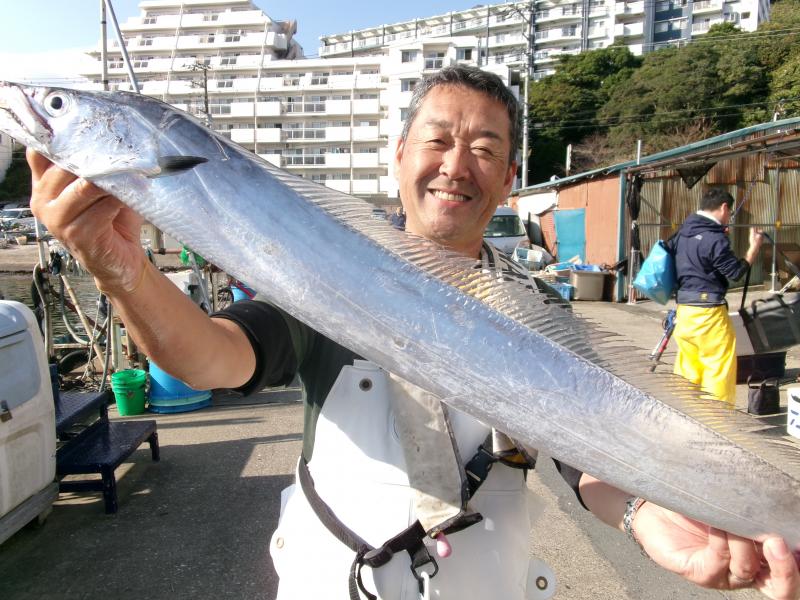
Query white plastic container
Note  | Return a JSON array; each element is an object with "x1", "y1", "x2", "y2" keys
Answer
[
  {"x1": 787, "y1": 387, "x2": 800, "y2": 440},
  {"x1": 0, "y1": 301, "x2": 56, "y2": 521}
]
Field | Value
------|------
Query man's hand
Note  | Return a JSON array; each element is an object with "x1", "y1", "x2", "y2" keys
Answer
[
  {"x1": 634, "y1": 501, "x2": 800, "y2": 599},
  {"x1": 27, "y1": 149, "x2": 146, "y2": 294},
  {"x1": 750, "y1": 227, "x2": 765, "y2": 250}
]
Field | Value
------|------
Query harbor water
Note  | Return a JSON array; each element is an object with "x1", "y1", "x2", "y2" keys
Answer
[{"x1": 0, "y1": 272, "x2": 104, "y2": 340}]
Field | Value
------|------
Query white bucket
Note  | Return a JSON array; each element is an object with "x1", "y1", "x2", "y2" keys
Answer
[{"x1": 787, "y1": 388, "x2": 800, "y2": 440}]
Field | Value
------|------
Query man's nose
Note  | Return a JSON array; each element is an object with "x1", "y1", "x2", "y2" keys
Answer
[{"x1": 439, "y1": 145, "x2": 470, "y2": 180}]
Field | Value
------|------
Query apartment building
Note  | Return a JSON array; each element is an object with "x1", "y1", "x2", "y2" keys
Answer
[
  {"x1": 79, "y1": 0, "x2": 514, "y2": 203},
  {"x1": 320, "y1": 0, "x2": 771, "y2": 79}
]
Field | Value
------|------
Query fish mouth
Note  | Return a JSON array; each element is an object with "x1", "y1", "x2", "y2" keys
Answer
[{"x1": 0, "y1": 81, "x2": 53, "y2": 150}]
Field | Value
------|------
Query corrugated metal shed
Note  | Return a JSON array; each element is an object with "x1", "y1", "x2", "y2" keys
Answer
[{"x1": 515, "y1": 117, "x2": 800, "y2": 301}]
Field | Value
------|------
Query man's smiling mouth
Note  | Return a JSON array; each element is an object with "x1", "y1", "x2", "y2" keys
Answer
[{"x1": 430, "y1": 189, "x2": 471, "y2": 202}]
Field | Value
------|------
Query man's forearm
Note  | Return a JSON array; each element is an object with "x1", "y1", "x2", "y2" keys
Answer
[
  {"x1": 578, "y1": 473, "x2": 631, "y2": 531},
  {"x1": 101, "y1": 259, "x2": 255, "y2": 390}
]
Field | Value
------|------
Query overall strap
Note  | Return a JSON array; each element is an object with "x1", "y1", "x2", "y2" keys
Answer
[
  {"x1": 298, "y1": 457, "x2": 437, "y2": 600},
  {"x1": 297, "y1": 434, "x2": 502, "y2": 600}
]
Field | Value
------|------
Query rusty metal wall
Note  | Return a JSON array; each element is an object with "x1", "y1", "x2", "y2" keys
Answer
[
  {"x1": 540, "y1": 211, "x2": 557, "y2": 257},
  {"x1": 555, "y1": 176, "x2": 621, "y2": 266},
  {"x1": 631, "y1": 159, "x2": 800, "y2": 289}
]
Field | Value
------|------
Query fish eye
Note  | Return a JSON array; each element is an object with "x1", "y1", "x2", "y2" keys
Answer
[{"x1": 43, "y1": 93, "x2": 70, "y2": 117}]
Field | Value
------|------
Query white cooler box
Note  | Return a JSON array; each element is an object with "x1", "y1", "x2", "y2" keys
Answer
[{"x1": 0, "y1": 301, "x2": 58, "y2": 545}]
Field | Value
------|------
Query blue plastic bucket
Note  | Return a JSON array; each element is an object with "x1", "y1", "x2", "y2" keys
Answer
[
  {"x1": 231, "y1": 282, "x2": 255, "y2": 302},
  {"x1": 147, "y1": 362, "x2": 211, "y2": 414}
]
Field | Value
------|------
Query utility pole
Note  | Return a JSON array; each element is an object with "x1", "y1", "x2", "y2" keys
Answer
[
  {"x1": 188, "y1": 62, "x2": 212, "y2": 126},
  {"x1": 510, "y1": 1, "x2": 535, "y2": 188}
]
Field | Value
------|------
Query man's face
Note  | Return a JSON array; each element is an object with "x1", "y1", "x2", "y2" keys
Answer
[
  {"x1": 719, "y1": 202, "x2": 732, "y2": 225},
  {"x1": 394, "y1": 85, "x2": 517, "y2": 257}
]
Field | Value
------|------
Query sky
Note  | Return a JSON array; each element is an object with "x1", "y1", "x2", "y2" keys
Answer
[{"x1": 0, "y1": 0, "x2": 474, "y2": 83}]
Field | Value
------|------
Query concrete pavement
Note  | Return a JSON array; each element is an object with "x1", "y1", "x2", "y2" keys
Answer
[{"x1": 0, "y1": 297, "x2": 796, "y2": 599}]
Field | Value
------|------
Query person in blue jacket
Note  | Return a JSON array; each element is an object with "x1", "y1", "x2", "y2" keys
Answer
[{"x1": 669, "y1": 188, "x2": 763, "y2": 405}]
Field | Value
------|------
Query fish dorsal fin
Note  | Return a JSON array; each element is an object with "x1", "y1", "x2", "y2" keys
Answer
[{"x1": 257, "y1": 161, "x2": 800, "y2": 481}]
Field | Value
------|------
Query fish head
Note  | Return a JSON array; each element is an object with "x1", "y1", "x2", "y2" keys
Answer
[{"x1": 0, "y1": 82, "x2": 198, "y2": 179}]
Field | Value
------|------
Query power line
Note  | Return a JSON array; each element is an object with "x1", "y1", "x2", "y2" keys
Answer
[{"x1": 531, "y1": 97, "x2": 800, "y2": 128}]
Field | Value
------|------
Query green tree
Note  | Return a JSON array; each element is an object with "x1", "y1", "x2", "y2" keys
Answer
[
  {"x1": 527, "y1": 46, "x2": 640, "y2": 182},
  {"x1": 0, "y1": 149, "x2": 32, "y2": 204}
]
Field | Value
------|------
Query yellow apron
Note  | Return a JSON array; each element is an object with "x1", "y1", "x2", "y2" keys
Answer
[{"x1": 673, "y1": 305, "x2": 737, "y2": 406}]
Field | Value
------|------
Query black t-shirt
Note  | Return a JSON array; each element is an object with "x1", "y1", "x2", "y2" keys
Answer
[{"x1": 213, "y1": 299, "x2": 585, "y2": 505}]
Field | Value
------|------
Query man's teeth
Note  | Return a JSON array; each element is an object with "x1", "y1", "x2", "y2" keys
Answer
[{"x1": 432, "y1": 190, "x2": 469, "y2": 202}]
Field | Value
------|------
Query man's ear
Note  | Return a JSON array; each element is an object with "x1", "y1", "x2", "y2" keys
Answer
[
  {"x1": 503, "y1": 160, "x2": 518, "y2": 193},
  {"x1": 393, "y1": 137, "x2": 406, "y2": 181}
]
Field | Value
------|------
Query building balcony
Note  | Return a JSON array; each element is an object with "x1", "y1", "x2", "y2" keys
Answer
[
  {"x1": 139, "y1": 79, "x2": 171, "y2": 95},
  {"x1": 352, "y1": 179, "x2": 380, "y2": 195},
  {"x1": 228, "y1": 101, "x2": 281, "y2": 118},
  {"x1": 353, "y1": 126, "x2": 380, "y2": 141},
  {"x1": 692, "y1": 18, "x2": 724, "y2": 33},
  {"x1": 282, "y1": 155, "x2": 326, "y2": 167},
  {"x1": 614, "y1": 22, "x2": 645, "y2": 37},
  {"x1": 587, "y1": 27, "x2": 609, "y2": 39},
  {"x1": 324, "y1": 180, "x2": 352, "y2": 193},
  {"x1": 325, "y1": 153, "x2": 351, "y2": 169},
  {"x1": 353, "y1": 98, "x2": 381, "y2": 114},
  {"x1": 178, "y1": 10, "x2": 268, "y2": 29},
  {"x1": 132, "y1": 37, "x2": 175, "y2": 51},
  {"x1": 282, "y1": 129, "x2": 327, "y2": 142},
  {"x1": 325, "y1": 127, "x2": 352, "y2": 142},
  {"x1": 352, "y1": 153, "x2": 380, "y2": 168},
  {"x1": 120, "y1": 14, "x2": 181, "y2": 32},
  {"x1": 213, "y1": 78, "x2": 258, "y2": 93},
  {"x1": 257, "y1": 153, "x2": 282, "y2": 168},
  {"x1": 491, "y1": 33, "x2": 528, "y2": 48},
  {"x1": 534, "y1": 8, "x2": 583, "y2": 23},
  {"x1": 230, "y1": 127, "x2": 281, "y2": 144},
  {"x1": 615, "y1": 1, "x2": 645, "y2": 17},
  {"x1": 535, "y1": 28, "x2": 581, "y2": 43},
  {"x1": 692, "y1": 0, "x2": 723, "y2": 14}
]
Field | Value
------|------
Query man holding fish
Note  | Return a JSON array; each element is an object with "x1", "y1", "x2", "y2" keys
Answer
[{"x1": 20, "y1": 66, "x2": 799, "y2": 599}]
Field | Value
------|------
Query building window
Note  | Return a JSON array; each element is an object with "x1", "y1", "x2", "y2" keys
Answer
[
  {"x1": 401, "y1": 79, "x2": 418, "y2": 92},
  {"x1": 456, "y1": 48, "x2": 473, "y2": 61},
  {"x1": 401, "y1": 50, "x2": 417, "y2": 63},
  {"x1": 200, "y1": 35, "x2": 215, "y2": 44},
  {"x1": 424, "y1": 52, "x2": 445, "y2": 70}
]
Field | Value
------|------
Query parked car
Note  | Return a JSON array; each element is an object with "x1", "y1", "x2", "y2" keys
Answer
[
  {"x1": 370, "y1": 206, "x2": 388, "y2": 220},
  {"x1": 483, "y1": 206, "x2": 530, "y2": 255},
  {"x1": 0, "y1": 208, "x2": 36, "y2": 232}
]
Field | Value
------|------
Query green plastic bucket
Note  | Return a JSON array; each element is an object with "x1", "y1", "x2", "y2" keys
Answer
[{"x1": 111, "y1": 369, "x2": 147, "y2": 416}]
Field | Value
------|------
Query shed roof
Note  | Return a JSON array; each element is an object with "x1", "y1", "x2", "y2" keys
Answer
[{"x1": 521, "y1": 117, "x2": 800, "y2": 193}]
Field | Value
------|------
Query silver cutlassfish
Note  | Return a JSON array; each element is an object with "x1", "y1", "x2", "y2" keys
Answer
[{"x1": 1, "y1": 82, "x2": 798, "y2": 548}]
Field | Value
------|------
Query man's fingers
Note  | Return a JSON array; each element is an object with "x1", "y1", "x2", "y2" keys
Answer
[
  {"x1": 726, "y1": 533, "x2": 759, "y2": 588},
  {"x1": 32, "y1": 176, "x2": 110, "y2": 232},
  {"x1": 26, "y1": 148, "x2": 54, "y2": 180},
  {"x1": 761, "y1": 538, "x2": 800, "y2": 599}
]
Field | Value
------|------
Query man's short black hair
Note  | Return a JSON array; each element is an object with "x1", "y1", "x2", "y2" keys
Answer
[
  {"x1": 700, "y1": 188, "x2": 734, "y2": 212},
  {"x1": 400, "y1": 65, "x2": 520, "y2": 165}
]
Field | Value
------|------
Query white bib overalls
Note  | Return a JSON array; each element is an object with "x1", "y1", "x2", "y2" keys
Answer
[{"x1": 270, "y1": 360, "x2": 555, "y2": 599}]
